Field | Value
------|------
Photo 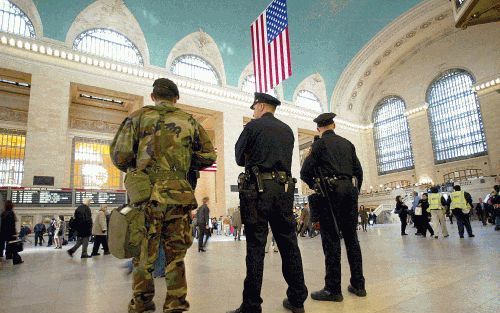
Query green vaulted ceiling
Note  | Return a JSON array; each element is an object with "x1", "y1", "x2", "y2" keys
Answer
[{"x1": 32, "y1": 0, "x2": 423, "y2": 106}]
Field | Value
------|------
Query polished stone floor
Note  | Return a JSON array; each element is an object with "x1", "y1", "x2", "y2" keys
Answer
[{"x1": 1, "y1": 222, "x2": 498, "y2": 313}]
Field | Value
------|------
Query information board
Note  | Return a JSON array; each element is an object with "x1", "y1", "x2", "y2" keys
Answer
[
  {"x1": 0, "y1": 189, "x2": 7, "y2": 202},
  {"x1": 11, "y1": 189, "x2": 73, "y2": 206},
  {"x1": 75, "y1": 190, "x2": 126, "y2": 206}
]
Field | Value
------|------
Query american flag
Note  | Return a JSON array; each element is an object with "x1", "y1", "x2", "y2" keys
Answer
[{"x1": 251, "y1": 0, "x2": 292, "y2": 93}]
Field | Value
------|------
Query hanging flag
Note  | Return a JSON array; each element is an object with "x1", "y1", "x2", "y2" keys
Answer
[{"x1": 251, "y1": 0, "x2": 292, "y2": 93}]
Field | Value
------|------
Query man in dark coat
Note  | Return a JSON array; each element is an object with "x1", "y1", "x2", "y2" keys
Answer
[
  {"x1": 301, "y1": 112, "x2": 366, "y2": 302},
  {"x1": 0, "y1": 200, "x2": 22, "y2": 264},
  {"x1": 67, "y1": 198, "x2": 93, "y2": 258},
  {"x1": 196, "y1": 197, "x2": 210, "y2": 252}
]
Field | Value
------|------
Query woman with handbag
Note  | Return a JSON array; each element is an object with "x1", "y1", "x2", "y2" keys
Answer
[
  {"x1": 54, "y1": 215, "x2": 63, "y2": 249},
  {"x1": 0, "y1": 201, "x2": 23, "y2": 264}
]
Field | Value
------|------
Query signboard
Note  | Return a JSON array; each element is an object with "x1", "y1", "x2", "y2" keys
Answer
[
  {"x1": 11, "y1": 189, "x2": 73, "y2": 206},
  {"x1": 0, "y1": 189, "x2": 7, "y2": 202},
  {"x1": 75, "y1": 190, "x2": 126, "y2": 206}
]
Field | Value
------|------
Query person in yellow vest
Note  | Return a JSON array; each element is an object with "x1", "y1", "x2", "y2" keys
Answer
[
  {"x1": 427, "y1": 186, "x2": 449, "y2": 239},
  {"x1": 450, "y1": 185, "x2": 475, "y2": 238}
]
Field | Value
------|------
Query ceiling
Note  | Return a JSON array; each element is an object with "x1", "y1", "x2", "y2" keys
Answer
[{"x1": 32, "y1": 0, "x2": 423, "y2": 107}]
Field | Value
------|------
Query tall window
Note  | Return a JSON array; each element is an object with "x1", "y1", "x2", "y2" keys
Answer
[
  {"x1": 296, "y1": 90, "x2": 322, "y2": 112},
  {"x1": 171, "y1": 55, "x2": 220, "y2": 85},
  {"x1": 73, "y1": 28, "x2": 144, "y2": 65},
  {"x1": 241, "y1": 74, "x2": 277, "y2": 97},
  {"x1": 0, "y1": 128, "x2": 25, "y2": 186},
  {"x1": 373, "y1": 96, "x2": 414, "y2": 175},
  {"x1": 0, "y1": 0, "x2": 35, "y2": 37},
  {"x1": 427, "y1": 69, "x2": 487, "y2": 163},
  {"x1": 72, "y1": 138, "x2": 122, "y2": 190}
]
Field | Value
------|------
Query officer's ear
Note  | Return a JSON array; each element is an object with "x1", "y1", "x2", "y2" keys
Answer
[{"x1": 150, "y1": 93, "x2": 156, "y2": 102}]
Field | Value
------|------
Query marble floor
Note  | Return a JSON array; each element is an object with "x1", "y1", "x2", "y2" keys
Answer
[{"x1": 0, "y1": 222, "x2": 498, "y2": 313}]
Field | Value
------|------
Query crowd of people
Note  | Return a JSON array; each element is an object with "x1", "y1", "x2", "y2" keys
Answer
[{"x1": 395, "y1": 184, "x2": 500, "y2": 238}]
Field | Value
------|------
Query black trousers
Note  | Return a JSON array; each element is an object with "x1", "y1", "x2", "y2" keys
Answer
[
  {"x1": 420, "y1": 216, "x2": 434, "y2": 237},
  {"x1": 34, "y1": 232, "x2": 44, "y2": 246},
  {"x1": 0, "y1": 238, "x2": 5, "y2": 257},
  {"x1": 91, "y1": 235, "x2": 109, "y2": 254},
  {"x1": 452, "y1": 209, "x2": 473, "y2": 236},
  {"x1": 198, "y1": 226, "x2": 207, "y2": 250},
  {"x1": 399, "y1": 213, "x2": 408, "y2": 234},
  {"x1": 319, "y1": 180, "x2": 365, "y2": 294},
  {"x1": 239, "y1": 180, "x2": 308, "y2": 312}
]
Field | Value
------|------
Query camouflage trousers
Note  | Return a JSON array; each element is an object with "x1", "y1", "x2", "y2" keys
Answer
[{"x1": 129, "y1": 204, "x2": 193, "y2": 313}]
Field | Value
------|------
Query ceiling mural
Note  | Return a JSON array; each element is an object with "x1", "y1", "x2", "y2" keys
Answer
[{"x1": 31, "y1": 0, "x2": 423, "y2": 108}]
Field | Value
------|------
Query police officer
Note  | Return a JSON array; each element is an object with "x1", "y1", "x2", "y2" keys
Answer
[
  {"x1": 449, "y1": 185, "x2": 475, "y2": 238},
  {"x1": 427, "y1": 186, "x2": 449, "y2": 239},
  {"x1": 111, "y1": 78, "x2": 216, "y2": 313},
  {"x1": 300, "y1": 112, "x2": 366, "y2": 302},
  {"x1": 228, "y1": 93, "x2": 308, "y2": 313}
]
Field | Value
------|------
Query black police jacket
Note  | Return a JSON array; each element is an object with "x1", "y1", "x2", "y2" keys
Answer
[{"x1": 300, "y1": 130, "x2": 363, "y2": 190}]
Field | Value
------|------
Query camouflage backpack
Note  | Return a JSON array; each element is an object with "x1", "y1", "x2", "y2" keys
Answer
[{"x1": 108, "y1": 204, "x2": 146, "y2": 259}]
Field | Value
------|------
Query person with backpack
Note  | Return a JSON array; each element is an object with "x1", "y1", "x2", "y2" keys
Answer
[{"x1": 33, "y1": 222, "x2": 46, "y2": 246}]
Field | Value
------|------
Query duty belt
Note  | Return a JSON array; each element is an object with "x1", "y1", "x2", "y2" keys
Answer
[{"x1": 260, "y1": 171, "x2": 288, "y2": 180}]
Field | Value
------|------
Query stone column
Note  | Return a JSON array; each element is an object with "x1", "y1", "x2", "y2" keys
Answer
[
  {"x1": 358, "y1": 128, "x2": 377, "y2": 191},
  {"x1": 23, "y1": 71, "x2": 71, "y2": 187},
  {"x1": 406, "y1": 108, "x2": 436, "y2": 184},
  {"x1": 291, "y1": 127, "x2": 303, "y2": 195},
  {"x1": 478, "y1": 91, "x2": 500, "y2": 174},
  {"x1": 222, "y1": 110, "x2": 246, "y2": 213}
]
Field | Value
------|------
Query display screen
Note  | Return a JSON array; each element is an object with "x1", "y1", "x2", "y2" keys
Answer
[
  {"x1": 0, "y1": 189, "x2": 7, "y2": 202},
  {"x1": 11, "y1": 189, "x2": 73, "y2": 206},
  {"x1": 75, "y1": 190, "x2": 126, "y2": 206}
]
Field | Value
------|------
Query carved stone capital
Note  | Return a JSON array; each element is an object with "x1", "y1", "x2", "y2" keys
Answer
[
  {"x1": 70, "y1": 117, "x2": 119, "y2": 133},
  {"x1": 0, "y1": 107, "x2": 28, "y2": 123}
]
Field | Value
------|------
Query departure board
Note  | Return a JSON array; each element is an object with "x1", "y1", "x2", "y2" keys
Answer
[
  {"x1": 0, "y1": 189, "x2": 7, "y2": 202},
  {"x1": 10, "y1": 189, "x2": 73, "y2": 206},
  {"x1": 75, "y1": 190, "x2": 127, "y2": 206}
]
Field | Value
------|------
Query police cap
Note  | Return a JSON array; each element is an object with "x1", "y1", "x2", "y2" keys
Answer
[
  {"x1": 153, "y1": 78, "x2": 179, "y2": 99},
  {"x1": 251, "y1": 92, "x2": 281, "y2": 109},
  {"x1": 313, "y1": 112, "x2": 337, "y2": 127}
]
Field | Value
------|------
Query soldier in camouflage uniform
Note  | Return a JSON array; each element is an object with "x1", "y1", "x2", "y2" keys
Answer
[{"x1": 111, "y1": 78, "x2": 216, "y2": 313}]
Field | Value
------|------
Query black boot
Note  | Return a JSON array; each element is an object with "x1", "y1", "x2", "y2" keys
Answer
[
  {"x1": 283, "y1": 299, "x2": 305, "y2": 313},
  {"x1": 348, "y1": 285, "x2": 367, "y2": 297},
  {"x1": 311, "y1": 289, "x2": 343, "y2": 302}
]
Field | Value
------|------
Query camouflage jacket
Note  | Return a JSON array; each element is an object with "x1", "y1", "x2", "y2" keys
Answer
[{"x1": 110, "y1": 100, "x2": 216, "y2": 208}]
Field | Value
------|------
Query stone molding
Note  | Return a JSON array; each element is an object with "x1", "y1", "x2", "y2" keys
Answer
[
  {"x1": 64, "y1": 0, "x2": 150, "y2": 66},
  {"x1": 292, "y1": 73, "x2": 329, "y2": 113},
  {"x1": 0, "y1": 32, "x2": 370, "y2": 130},
  {"x1": 331, "y1": 0, "x2": 452, "y2": 118},
  {"x1": 69, "y1": 117, "x2": 120, "y2": 133},
  {"x1": 0, "y1": 106, "x2": 28, "y2": 123},
  {"x1": 10, "y1": 0, "x2": 43, "y2": 37},
  {"x1": 238, "y1": 61, "x2": 284, "y2": 100},
  {"x1": 166, "y1": 30, "x2": 227, "y2": 86}
]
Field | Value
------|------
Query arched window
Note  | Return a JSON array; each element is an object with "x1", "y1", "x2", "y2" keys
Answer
[
  {"x1": 171, "y1": 55, "x2": 220, "y2": 85},
  {"x1": 296, "y1": 90, "x2": 322, "y2": 112},
  {"x1": 373, "y1": 96, "x2": 414, "y2": 175},
  {"x1": 73, "y1": 28, "x2": 144, "y2": 66},
  {"x1": 427, "y1": 69, "x2": 487, "y2": 163},
  {"x1": 0, "y1": 0, "x2": 35, "y2": 37},
  {"x1": 241, "y1": 74, "x2": 277, "y2": 98}
]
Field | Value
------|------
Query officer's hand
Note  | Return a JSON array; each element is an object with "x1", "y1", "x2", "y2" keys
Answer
[{"x1": 205, "y1": 225, "x2": 209, "y2": 230}]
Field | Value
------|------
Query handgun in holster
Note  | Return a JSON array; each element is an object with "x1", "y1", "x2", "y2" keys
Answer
[{"x1": 252, "y1": 166, "x2": 264, "y2": 193}]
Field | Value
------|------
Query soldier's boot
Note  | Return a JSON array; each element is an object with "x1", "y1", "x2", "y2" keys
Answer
[
  {"x1": 128, "y1": 299, "x2": 156, "y2": 313},
  {"x1": 311, "y1": 289, "x2": 343, "y2": 302}
]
